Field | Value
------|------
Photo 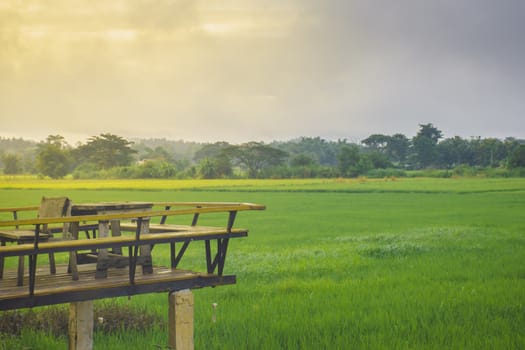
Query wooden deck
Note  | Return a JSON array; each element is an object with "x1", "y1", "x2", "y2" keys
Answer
[{"x1": 0, "y1": 264, "x2": 235, "y2": 311}]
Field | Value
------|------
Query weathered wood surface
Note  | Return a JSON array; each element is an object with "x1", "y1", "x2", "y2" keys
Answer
[
  {"x1": 0, "y1": 202, "x2": 263, "y2": 310},
  {"x1": 0, "y1": 202, "x2": 265, "y2": 228},
  {"x1": 0, "y1": 264, "x2": 236, "y2": 311},
  {"x1": 0, "y1": 228, "x2": 247, "y2": 256},
  {"x1": 69, "y1": 300, "x2": 93, "y2": 350},
  {"x1": 0, "y1": 201, "x2": 264, "y2": 350},
  {"x1": 169, "y1": 290, "x2": 194, "y2": 350}
]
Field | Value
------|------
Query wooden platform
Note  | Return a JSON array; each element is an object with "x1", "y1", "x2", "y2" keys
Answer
[{"x1": 0, "y1": 264, "x2": 235, "y2": 311}]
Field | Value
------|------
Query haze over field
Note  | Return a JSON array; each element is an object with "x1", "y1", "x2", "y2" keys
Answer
[{"x1": 1, "y1": 1, "x2": 524, "y2": 143}]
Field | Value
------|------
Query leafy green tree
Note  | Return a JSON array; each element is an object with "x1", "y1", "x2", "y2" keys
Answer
[
  {"x1": 197, "y1": 158, "x2": 218, "y2": 179},
  {"x1": 386, "y1": 134, "x2": 410, "y2": 166},
  {"x1": 2, "y1": 153, "x2": 22, "y2": 174},
  {"x1": 362, "y1": 151, "x2": 392, "y2": 170},
  {"x1": 412, "y1": 123, "x2": 443, "y2": 168},
  {"x1": 74, "y1": 134, "x2": 137, "y2": 170},
  {"x1": 476, "y1": 138, "x2": 506, "y2": 167},
  {"x1": 194, "y1": 142, "x2": 231, "y2": 160},
  {"x1": 141, "y1": 146, "x2": 173, "y2": 163},
  {"x1": 227, "y1": 142, "x2": 288, "y2": 178},
  {"x1": 290, "y1": 153, "x2": 317, "y2": 167},
  {"x1": 361, "y1": 134, "x2": 390, "y2": 152},
  {"x1": 271, "y1": 137, "x2": 339, "y2": 166},
  {"x1": 337, "y1": 145, "x2": 361, "y2": 177},
  {"x1": 507, "y1": 144, "x2": 525, "y2": 168},
  {"x1": 194, "y1": 142, "x2": 233, "y2": 178},
  {"x1": 36, "y1": 135, "x2": 72, "y2": 179},
  {"x1": 438, "y1": 136, "x2": 472, "y2": 168},
  {"x1": 135, "y1": 160, "x2": 178, "y2": 178}
]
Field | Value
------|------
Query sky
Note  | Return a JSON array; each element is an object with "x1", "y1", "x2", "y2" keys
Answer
[{"x1": 1, "y1": 0, "x2": 524, "y2": 144}]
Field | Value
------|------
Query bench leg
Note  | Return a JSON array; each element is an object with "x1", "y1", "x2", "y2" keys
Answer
[
  {"x1": 69, "y1": 251, "x2": 79, "y2": 280},
  {"x1": 0, "y1": 240, "x2": 5, "y2": 279},
  {"x1": 95, "y1": 220, "x2": 110, "y2": 279},
  {"x1": 17, "y1": 255, "x2": 25, "y2": 286},
  {"x1": 68, "y1": 222, "x2": 79, "y2": 280},
  {"x1": 49, "y1": 253, "x2": 56, "y2": 274},
  {"x1": 139, "y1": 219, "x2": 152, "y2": 274}
]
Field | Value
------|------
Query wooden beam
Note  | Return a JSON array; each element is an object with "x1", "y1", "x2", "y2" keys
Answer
[
  {"x1": 169, "y1": 289, "x2": 194, "y2": 350},
  {"x1": 69, "y1": 300, "x2": 94, "y2": 350},
  {"x1": 0, "y1": 203, "x2": 266, "y2": 228}
]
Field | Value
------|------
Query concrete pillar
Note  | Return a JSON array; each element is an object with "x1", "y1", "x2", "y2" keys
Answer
[
  {"x1": 69, "y1": 301, "x2": 94, "y2": 350},
  {"x1": 168, "y1": 289, "x2": 194, "y2": 350}
]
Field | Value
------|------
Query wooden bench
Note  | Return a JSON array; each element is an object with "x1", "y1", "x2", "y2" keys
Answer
[
  {"x1": 0, "y1": 197, "x2": 72, "y2": 285},
  {"x1": 0, "y1": 202, "x2": 265, "y2": 305},
  {"x1": 118, "y1": 201, "x2": 260, "y2": 231}
]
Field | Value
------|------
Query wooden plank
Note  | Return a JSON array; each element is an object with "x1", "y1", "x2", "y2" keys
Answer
[
  {"x1": 0, "y1": 204, "x2": 264, "y2": 228},
  {"x1": 119, "y1": 223, "x2": 240, "y2": 232},
  {"x1": 0, "y1": 228, "x2": 247, "y2": 257},
  {"x1": 0, "y1": 264, "x2": 236, "y2": 310},
  {"x1": 0, "y1": 206, "x2": 39, "y2": 213},
  {"x1": 153, "y1": 202, "x2": 266, "y2": 210},
  {"x1": 0, "y1": 205, "x2": 259, "y2": 227}
]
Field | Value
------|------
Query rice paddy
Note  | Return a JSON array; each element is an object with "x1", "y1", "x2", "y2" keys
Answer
[{"x1": 0, "y1": 177, "x2": 524, "y2": 349}]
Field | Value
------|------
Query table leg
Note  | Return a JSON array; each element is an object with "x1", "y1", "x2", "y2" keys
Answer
[
  {"x1": 111, "y1": 219, "x2": 122, "y2": 255},
  {"x1": 139, "y1": 218, "x2": 153, "y2": 274},
  {"x1": 0, "y1": 240, "x2": 5, "y2": 279},
  {"x1": 68, "y1": 222, "x2": 80, "y2": 280},
  {"x1": 95, "y1": 220, "x2": 110, "y2": 279}
]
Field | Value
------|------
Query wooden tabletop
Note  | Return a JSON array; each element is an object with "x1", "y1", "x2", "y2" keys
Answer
[{"x1": 71, "y1": 202, "x2": 153, "y2": 216}]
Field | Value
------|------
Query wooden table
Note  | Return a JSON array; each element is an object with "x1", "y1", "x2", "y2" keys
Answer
[{"x1": 71, "y1": 202, "x2": 154, "y2": 278}]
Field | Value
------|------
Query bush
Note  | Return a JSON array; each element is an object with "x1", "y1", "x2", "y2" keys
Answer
[
  {"x1": 365, "y1": 168, "x2": 407, "y2": 178},
  {"x1": 72, "y1": 163, "x2": 101, "y2": 179},
  {"x1": 0, "y1": 301, "x2": 164, "y2": 338},
  {"x1": 406, "y1": 169, "x2": 452, "y2": 178},
  {"x1": 452, "y1": 165, "x2": 479, "y2": 177}
]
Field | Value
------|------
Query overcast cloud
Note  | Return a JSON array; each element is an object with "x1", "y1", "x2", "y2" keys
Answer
[{"x1": 0, "y1": 0, "x2": 524, "y2": 144}]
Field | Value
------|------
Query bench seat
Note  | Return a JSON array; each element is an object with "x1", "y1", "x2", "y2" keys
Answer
[
  {"x1": 0, "y1": 227, "x2": 247, "y2": 257},
  {"x1": 119, "y1": 222, "x2": 237, "y2": 233},
  {"x1": 0, "y1": 229, "x2": 52, "y2": 242}
]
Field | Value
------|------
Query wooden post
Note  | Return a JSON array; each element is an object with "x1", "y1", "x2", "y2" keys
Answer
[
  {"x1": 69, "y1": 301, "x2": 94, "y2": 350},
  {"x1": 169, "y1": 289, "x2": 194, "y2": 350}
]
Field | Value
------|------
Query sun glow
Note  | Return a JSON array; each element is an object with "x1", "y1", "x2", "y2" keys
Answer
[{"x1": 106, "y1": 29, "x2": 137, "y2": 41}]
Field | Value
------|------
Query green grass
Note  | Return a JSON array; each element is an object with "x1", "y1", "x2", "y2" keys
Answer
[{"x1": 1, "y1": 178, "x2": 524, "y2": 349}]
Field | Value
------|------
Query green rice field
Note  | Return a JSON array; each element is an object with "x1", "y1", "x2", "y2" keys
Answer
[{"x1": 0, "y1": 177, "x2": 524, "y2": 349}]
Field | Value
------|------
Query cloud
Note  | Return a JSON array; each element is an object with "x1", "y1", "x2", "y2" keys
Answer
[{"x1": 0, "y1": 0, "x2": 524, "y2": 143}]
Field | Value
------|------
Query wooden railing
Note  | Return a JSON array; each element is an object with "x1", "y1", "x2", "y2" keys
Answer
[{"x1": 0, "y1": 202, "x2": 265, "y2": 307}]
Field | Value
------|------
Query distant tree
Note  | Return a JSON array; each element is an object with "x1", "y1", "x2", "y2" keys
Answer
[
  {"x1": 197, "y1": 158, "x2": 218, "y2": 179},
  {"x1": 362, "y1": 151, "x2": 392, "y2": 169},
  {"x1": 74, "y1": 134, "x2": 137, "y2": 170},
  {"x1": 2, "y1": 153, "x2": 22, "y2": 174},
  {"x1": 290, "y1": 153, "x2": 317, "y2": 167},
  {"x1": 438, "y1": 136, "x2": 472, "y2": 168},
  {"x1": 386, "y1": 134, "x2": 410, "y2": 166},
  {"x1": 227, "y1": 142, "x2": 288, "y2": 178},
  {"x1": 507, "y1": 144, "x2": 525, "y2": 168},
  {"x1": 475, "y1": 138, "x2": 506, "y2": 167},
  {"x1": 36, "y1": 135, "x2": 72, "y2": 179},
  {"x1": 194, "y1": 142, "x2": 233, "y2": 178},
  {"x1": 412, "y1": 123, "x2": 443, "y2": 168},
  {"x1": 194, "y1": 142, "x2": 231, "y2": 161},
  {"x1": 362, "y1": 133, "x2": 411, "y2": 168},
  {"x1": 337, "y1": 145, "x2": 361, "y2": 177},
  {"x1": 361, "y1": 134, "x2": 390, "y2": 152},
  {"x1": 271, "y1": 137, "x2": 339, "y2": 166},
  {"x1": 141, "y1": 146, "x2": 173, "y2": 163}
]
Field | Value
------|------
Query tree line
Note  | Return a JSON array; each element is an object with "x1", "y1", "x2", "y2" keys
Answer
[{"x1": 1, "y1": 124, "x2": 524, "y2": 179}]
